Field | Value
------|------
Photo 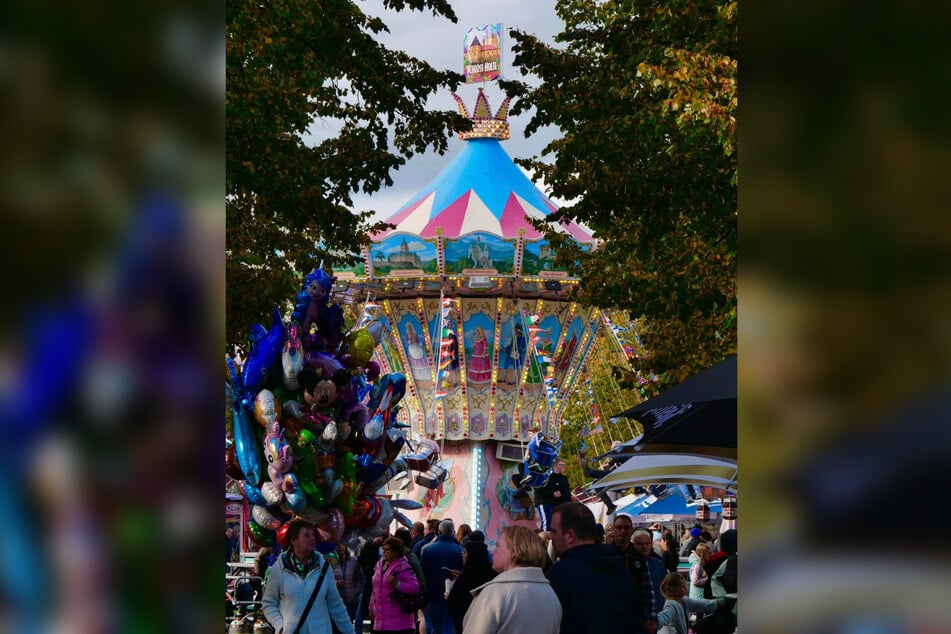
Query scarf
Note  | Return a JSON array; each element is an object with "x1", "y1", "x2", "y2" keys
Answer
[{"x1": 285, "y1": 549, "x2": 320, "y2": 579}]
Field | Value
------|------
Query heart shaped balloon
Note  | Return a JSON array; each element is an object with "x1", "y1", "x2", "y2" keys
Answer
[{"x1": 276, "y1": 522, "x2": 291, "y2": 549}]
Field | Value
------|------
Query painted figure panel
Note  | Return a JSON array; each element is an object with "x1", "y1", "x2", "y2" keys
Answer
[
  {"x1": 399, "y1": 314, "x2": 433, "y2": 385},
  {"x1": 555, "y1": 315, "x2": 584, "y2": 377},
  {"x1": 497, "y1": 314, "x2": 527, "y2": 388},
  {"x1": 463, "y1": 312, "x2": 494, "y2": 386}
]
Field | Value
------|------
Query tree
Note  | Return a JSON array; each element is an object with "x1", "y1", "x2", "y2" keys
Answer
[
  {"x1": 556, "y1": 319, "x2": 645, "y2": 488},
  {"x1": 226, "y1": 0, "x2": 467, "y2": 345},
  {"x1": 503, "y1": 0, "x2": 737, "y2": 390}
]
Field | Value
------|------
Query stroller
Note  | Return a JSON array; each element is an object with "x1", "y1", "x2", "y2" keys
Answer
[{"x1": 226, "y1": 565, "x2": 272, "y2": 633}]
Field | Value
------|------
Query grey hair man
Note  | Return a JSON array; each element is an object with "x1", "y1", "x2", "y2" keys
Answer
[
  {"x1": 634, "y1": 527, "x2": 667, "y2": 617},
  {"x1": 420, "y1": 519, "x2": 463, "y2": 634}
]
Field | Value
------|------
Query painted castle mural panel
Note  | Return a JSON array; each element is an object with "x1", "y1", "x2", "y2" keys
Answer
[
  {"x1": 444, "y1": 233, "x2": 516, "y2": 275},
  {"x1": 371, "y1": 235, "x2": 439, "y2": 276}
]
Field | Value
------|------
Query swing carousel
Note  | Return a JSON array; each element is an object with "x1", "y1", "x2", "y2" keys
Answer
[{"x1": 330, "y1": 90, "x2": 610, "y2": 535}]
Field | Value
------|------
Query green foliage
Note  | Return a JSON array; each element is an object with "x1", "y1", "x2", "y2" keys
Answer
[
  {"x1": 504, "y1": 0, "x2": 737, "y2": 390},
  {"x1": 226, "y1": 0, "x2": 468, "y2": 345},
  {"x1": 557, "y1": 318, "x2": 644, "y2": 487}
]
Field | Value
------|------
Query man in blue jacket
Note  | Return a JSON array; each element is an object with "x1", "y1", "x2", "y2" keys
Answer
[
  {"x1": 419, "y1": 519, "x2": 463, "y2": 634},
  {"x1": 546, "y1": 503, "x2": 635, "y2": 634}
]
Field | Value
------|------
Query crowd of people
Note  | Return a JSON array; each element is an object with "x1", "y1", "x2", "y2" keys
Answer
[{"x1": 238, "y1": 506, "x2": 736, "y2": 634}]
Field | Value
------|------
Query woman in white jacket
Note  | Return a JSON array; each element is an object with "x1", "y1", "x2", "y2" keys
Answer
[
  {"x1": 462, "y1": 526, "x2": 561, "y2": 634},
  {"x1": 262, "y1": 520, "x2": 354, "y2": 634}
]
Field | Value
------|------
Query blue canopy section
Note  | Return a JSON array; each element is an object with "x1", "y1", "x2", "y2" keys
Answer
[
  {"x1": 617, "y1": 493, "x2": 655, "y2": 516},
  {"x1": 617, "y1": 486, "x2": 722, "y2": 518},
  {"x1": 394, "y1": 138, "x2": 556, "y2": 218}
]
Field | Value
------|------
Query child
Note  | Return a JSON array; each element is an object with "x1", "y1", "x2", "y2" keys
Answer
[
  {"x1": 518, "y1": 426, "x2": 544, "y2": 486},
  {"x1": 656, "y1": 572, "x2": 721, "y2": 634},
  {"x1": 689, "y1": 542, "x2": 712, "y2": 599}
]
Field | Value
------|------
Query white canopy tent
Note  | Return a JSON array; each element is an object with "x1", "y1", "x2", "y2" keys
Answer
[
  {"x1": 592, "y1": 453, "x2": 738, "y2": 493},
  {"x1": 582, "y1": 492, "x2": 641, "y2": 525}
]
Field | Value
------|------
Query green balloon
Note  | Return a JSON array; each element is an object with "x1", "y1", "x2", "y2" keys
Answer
[
  {"x1": 272, "y1": 385, "x2": 300, "y2": 404},
  {"x1": 247, "y1": 518, "x2": 275, "y2": 547},
  {"x1": 291, "y1": 443, "x2": 326, "y2": 508},
  {"x1": 338, "y1": 452, "x2": 356, "y2": 480},
  {"x1": 300, "y1": 478, "x2": 326, "y2": 507},
  {"x1": 334, "y1": 478, "x2": 356, "y2": 517}
]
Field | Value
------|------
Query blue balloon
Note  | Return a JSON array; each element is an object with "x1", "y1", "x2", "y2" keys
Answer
[
  {"x1": 355, "y1": 374, "x2": 372, "y2": 401},
  {"x1": 242, "y1": 307, "x2": 286, "y2": 397},
  {"x1": 240, "y1": 481, "x2": 268, "y2": 506},
  {"x1": 354, "y1": 452, "x2": 373, "y2": 471},
  {"x1": 231, "y1": 400, "x2": 262, "y2": 485},
  {"x1": 360, "y1": 462, "x2": 387, "y2": 484},
  {"x1": 267, "y1": 546, "x2": 282, "y2": 567}
]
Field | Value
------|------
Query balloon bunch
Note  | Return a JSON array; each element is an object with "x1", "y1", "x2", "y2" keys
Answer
[{"x1": 226, "y1": 265, "x2": 441, "y2": 553}]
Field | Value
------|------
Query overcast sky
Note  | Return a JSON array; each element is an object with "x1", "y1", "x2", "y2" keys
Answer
[{"x1": 343, "y1": 0, "x2": 566, "y2": 221}]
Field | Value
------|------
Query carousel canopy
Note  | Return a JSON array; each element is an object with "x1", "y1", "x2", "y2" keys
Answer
[
  {"x1": 333, "y1": 90, "x2": 608, "y2": 441},
  {"x1": 336, "y1": 89, "x2": 597, "y2": 292},
  {"x1": 372, "y1": 135, "x2": 594, "y2": 244}
]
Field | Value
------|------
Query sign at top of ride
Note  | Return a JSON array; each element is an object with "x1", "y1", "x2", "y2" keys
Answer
[{"x1": 464, "y1": 24, "x2": 502, "y2": 83}]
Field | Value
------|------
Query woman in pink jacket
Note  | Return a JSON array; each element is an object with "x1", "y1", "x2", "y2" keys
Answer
[{"x1": 369, "y1": 537, "x2": 420, "y2": 634}]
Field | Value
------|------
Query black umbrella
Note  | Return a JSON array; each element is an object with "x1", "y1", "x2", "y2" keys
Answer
[{"x1": 598, "y1": 355, "x2": 737, "y2": 460}]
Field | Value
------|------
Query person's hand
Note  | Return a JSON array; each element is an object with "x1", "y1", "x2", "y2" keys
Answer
[
  {"x1": 554, "y1": 491, "x2": 561, "y2": 497},
  {"x1": 389, "y1": 575, "x2": 398, "y2": 588},
  {"x1": 450, "y1": 569, "x2": 461, "y2": 578},
  {"x1": 644, "y1": 620, "x2": 658, "y2": 634}
]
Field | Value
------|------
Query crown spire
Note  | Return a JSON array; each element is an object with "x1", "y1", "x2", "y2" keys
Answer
[{"x1": 451, "y1": 88, "x2": 511, "y2": 140}]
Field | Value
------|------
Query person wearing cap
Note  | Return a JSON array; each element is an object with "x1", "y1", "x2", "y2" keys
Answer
[
  {"x1": 680, "y1": 526, "x2": 704, "y2": 557},
  {"x1": 419, "y1": 519, "x2": 463, "y2": 634}
]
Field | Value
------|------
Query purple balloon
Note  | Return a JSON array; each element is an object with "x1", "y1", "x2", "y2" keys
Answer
[{"x1": 364, "y1": 361, "x2": 380, "y2": 382}]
